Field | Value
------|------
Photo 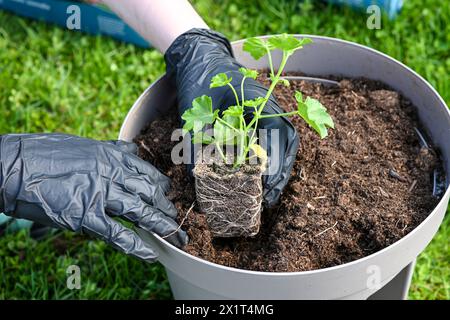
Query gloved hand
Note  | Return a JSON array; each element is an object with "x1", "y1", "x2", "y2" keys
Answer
[
  {"x1": 165, "y1": 28, "x2": 300, "y2": 207},
  {"x1": 0, "y1": 134, "x2": 187, "y2": 261}
]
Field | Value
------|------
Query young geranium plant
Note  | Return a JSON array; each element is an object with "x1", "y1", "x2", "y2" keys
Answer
[
  {"x1": 182, "y1": 34, "x2": 334, "y2": 238},
  {"x1": 182, "y1": 34, "x2": 334, "y2": 168}
]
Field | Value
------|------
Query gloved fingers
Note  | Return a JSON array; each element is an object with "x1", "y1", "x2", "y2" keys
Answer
[
  {"x1": 84, "y1": 214, "x2": 158, "y2": 262},
  {"x1": 262, "y1": 148, "x2": 298, "y2": 207},
  {"x1": 112, "y1": 177, "x2": 177, "y2": 219},
  {"x1": 258, "y1": 116, "x2": 300, "y2": 207},
  {"x1": 135, "y1": 205, "x2": 188, "y2": 248},
  {"x1": 148, "y1": 185, "x2": 178, "y2": 219},
  {"x1": 119, "y1": 203, "x2": 188, "y2": 248},
  {"x1": 263, "y1": 152, "x2": 295, "y2": 207},
  {"x1": 104, "y1": 140, "x2": 138, "y2": 155},
  {"x1": 105, "y1": 183, "x2": 186, "y2": 247},
  {"x1": 123, "y1": 153, "x2": 171, "y2": 191}
]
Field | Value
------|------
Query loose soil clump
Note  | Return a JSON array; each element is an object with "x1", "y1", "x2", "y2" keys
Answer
[{"x1": 135, "y1": 73, "x2": 442, "y2": 272}]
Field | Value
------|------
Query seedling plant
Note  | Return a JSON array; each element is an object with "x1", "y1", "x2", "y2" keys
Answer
[
  {"x1": 181, "y1": 34, "x2": 335, "y2": 168},
  {"x1": 182, "y1": 34, "x2": 335, "y2": 238}
]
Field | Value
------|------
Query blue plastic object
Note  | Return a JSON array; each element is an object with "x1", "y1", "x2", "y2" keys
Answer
[
  {"x1": 0, "y1": 213, "x2": 33, "y2": 232},
  {"x1": 0, "y1": 0, "x2": 150, "y2": 48},
  {"x1": 0, "y1": 213, "x2": 10, "y2": 226}
]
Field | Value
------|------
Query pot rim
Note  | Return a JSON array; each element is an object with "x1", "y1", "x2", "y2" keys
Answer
[{"x1": 122, "y1": 34, "x2": 450, "y2": 276}]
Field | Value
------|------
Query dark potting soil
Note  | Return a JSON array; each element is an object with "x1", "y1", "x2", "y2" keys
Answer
[{"x1": 134, "y1": 74, "x2": 443, "y2": 272}]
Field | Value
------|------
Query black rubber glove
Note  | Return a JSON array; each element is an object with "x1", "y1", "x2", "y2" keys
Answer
[
  {"x1": 165, "y1": 28, "x2": 299, "y2": 207},
  {"x1": 0, "y1": 134, "x2": 187, "y2": 261}
]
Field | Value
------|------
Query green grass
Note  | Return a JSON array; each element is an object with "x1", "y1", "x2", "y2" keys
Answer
[
  {"x1": 410, "y1": 213, "x2": 450, "y2": 300},
  {"x1": 0, "y1": 0, "x2": 448, "y2": 299}
]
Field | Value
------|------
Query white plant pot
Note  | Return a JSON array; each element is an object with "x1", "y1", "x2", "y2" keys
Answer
[{"x1": 119, "y1": 35, "x2": 450, "y2": 300}]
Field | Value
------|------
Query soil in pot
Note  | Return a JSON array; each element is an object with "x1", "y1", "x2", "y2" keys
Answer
[
  {"x1": 134, "y1": 73, "x2": 444, "y2": 272},
  {"x1": 193, "y1": 162, "x2": 264, "y2": 238}
]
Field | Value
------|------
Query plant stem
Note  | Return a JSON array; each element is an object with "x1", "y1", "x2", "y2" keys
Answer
[
  {"x1": 266, "y1": 47, "x2": 275, "y2": 77},
  {"x1": 246, "y1": 51, "x2": 288, "y2": 129},
  {"x1": 215, "y1": 142, "x2": 226, "y2": 162},
  {"x1": 236, "y1": 76, "x2": 248, "y2": 166},
  {"x1": 227, "y1": 83, "x2": 240, "y2": 107},
  {"x1": 239, "y1": 77, "x2": 247, "y2": 133},
  {"x1": 242, "y1": 51, "x2": 289, "y2": 160},
  {"x1": 258, "y1": 110, "x2": 298, "y2": 119},
  {"x1": 216, "y1": 117, "x2": 239, "y2": 132},
  {"x1": 240, "y1": 76, "x2": 247, "y2": 104}
]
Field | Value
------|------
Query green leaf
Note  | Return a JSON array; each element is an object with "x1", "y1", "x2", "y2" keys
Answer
[
  {"x1": 295, "y1": 91, "x2": 334, "y2": 139},
  {"x1": 243, "y1": 97, "x2": 267, "y2": 107},
  {"x1": 243, "y1": 37, "x2": 273, "y2": 60},
  {"x1": 214, "y1": 106, "x2": 244, "y2": 146},
  {"x1": 222, "y1": 109, "x2": 241, "y2": 135},
  {"x1": 214, "y1": 121, "x2": 238, "y2": 145},
  {"x1": 210, "y1": 73, "x2": 232, "y2": 88},
  {"x1": 181, "y1": 95, "x2": 218, "y2": 133},
  {"x1": 223, "y1": 105, "x2": 243, "y2": 118},
  {"x1": 239, "y1": 67, "x2": 258, "y2": 79},
  {"x1": 192, "y1": 132, "x2": 214, "y2": 144},
  {"x1": 305, "y1": 97, "x2": 334, "y2": 128},
  {"x1": 268, "y1": 34, "x2": 312, "y2": 53}
]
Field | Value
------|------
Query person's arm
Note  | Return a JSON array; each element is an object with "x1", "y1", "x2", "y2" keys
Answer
[
  {"x1": 99, "y1": 0, "x2": 299, "y2": 207},
  {"x1": 99, "y1": 0, "x2": 208, "y2": 53}
]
